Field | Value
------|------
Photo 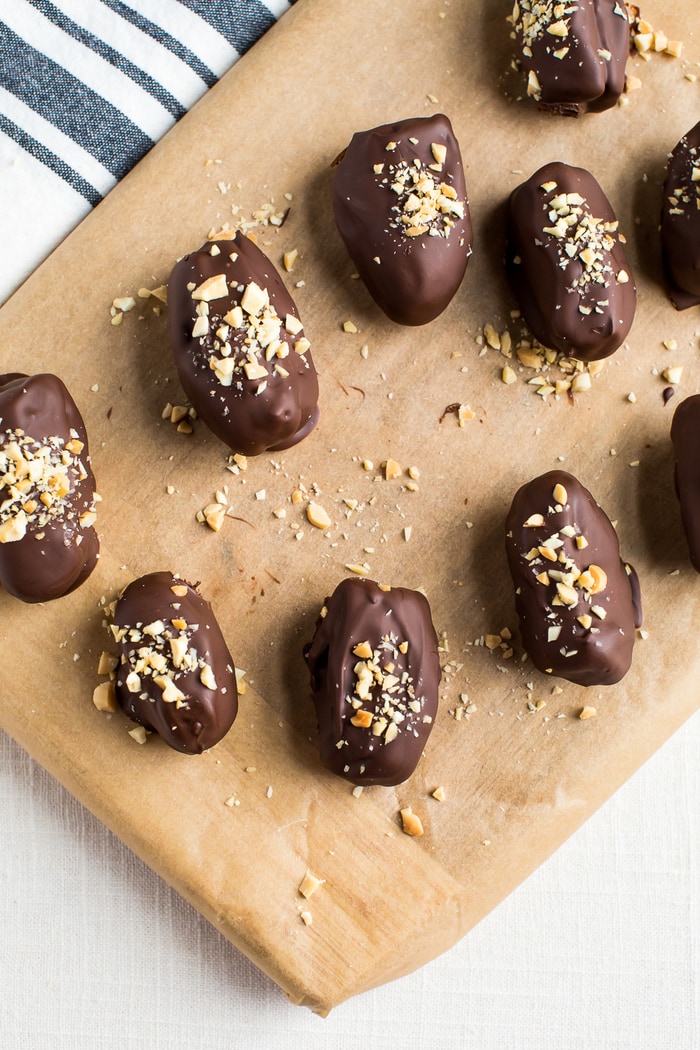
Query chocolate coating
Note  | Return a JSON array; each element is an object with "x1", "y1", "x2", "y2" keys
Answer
[
  {"x1": 505, "y1": 470, "x2": 642, "y2": 686},
  {"x1": 0, "y1": 372, "x2": 99, "y2": 603},
  {"x1": 507, "y1": 162, "x2": 636, "y2": 361},
  {"x1": 661, "y1": 121, "x2": 700, "y2": 310},
  {"x1": 512, "y1": 0, "x2": 629, "y2": 115},
  {"x1": 333, "y1": 114, "x2": 473, "y2": 326},
  {"x1": 671, "y1": 394, "x2": 700, "y2": 570},
  {"x1": 304, "y1": 577, "x2": 441, "y2": 786},
  {"x1": 113, "y1": 571, "x2": 238, "y2": 755},
  {"x1": 169, "y1": 232, "x2": 319, "y2": 456}
]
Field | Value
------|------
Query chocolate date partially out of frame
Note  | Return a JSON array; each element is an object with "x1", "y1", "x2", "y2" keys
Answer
[
  {"x1": 505, "y1": 470, "x2": 642, "y2": 687},
  {"x1": 0, "y1": 372, "x2": 99, "y2": 603},
  {"x1": 113, "y1": 571, "x2": 238, "y2": 755},
  {"x1": 169, "y1": 232, "x2": 319, "y2": 456},
  {"x1": 333, "y1": 113, "x2": 473, "y2": 326},
  {"x1": 661, "y1": 121, "x2": 700, "y2": 310},
  {"x1": 511, "y1": 0, "x2": 629, "y2": 115},
  {"x1": 671, "y1": 394, "x2": 700, "y2": 570},
  {"x1": 304, "y1": 577, "x2": 441, "y2": 786},
  {"x1": 507, "y1": 162, "x2": 636, "y2": 361}
]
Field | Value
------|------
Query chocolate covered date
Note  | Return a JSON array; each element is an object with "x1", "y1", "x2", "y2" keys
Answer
[
  {"x1": 511, "y1": 0, "x2": 629, "y2": 115},
  {"x1": 671, "y1": 394, "x2": 700, "y2": 570},
  {"x1": 169, "y1": 232, "x2": 319, "y2": 456},
  {"x1": 0, "y1": 372, "x2": 99, "y2": 603},
  {"x1": 661, "y1": 121, "x2": 700, "y2": 310},
  {"x1": 505, "y1": 471, "x2": 642, "y2": 686},
  {"x1": 507, "y1": 162, "x2": 636, "y2": 361},
  {"x1": 112, "y1": 571, "x2": 238, "y2": 754},
  {"x1": 333, "y1": 114, "x2": 472, "y2": 326},
  {"x1": 304, "y1": 577, "x2": 441, "y2": 786}
]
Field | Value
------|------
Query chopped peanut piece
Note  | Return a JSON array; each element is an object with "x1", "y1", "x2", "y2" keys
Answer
[
  {"x1": 400, "y1": 806, "x2": 424, "y2": 836},
  {"x1": 202, "y1": 503, "x2": 226, "y2": 532},
  {"x1": 353, "y1": 641, "x2": 373, "y2": 659},
  {"x1": 283, "y1": 248, "x2": 298, "y2": 272},
  {"x1": 92, "y1": 681, "x2": 117, "y2": 713},
  {"x1": 306, "y1": 502, "x2": 332, "y2": 530},
  {"x1": 299, "y1": 870, "x2": 325, "y2": 899},
  {"x1": 192, "y1": 274, "x2": 229, "y2": 302},
  {"x1": 97, "y1": 651, "x2": 118, "y2": 676}
]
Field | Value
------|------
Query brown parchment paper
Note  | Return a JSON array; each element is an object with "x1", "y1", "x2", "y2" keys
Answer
[{"x1": 1, "y1": 0, "x2": 699, "y2": 1015}]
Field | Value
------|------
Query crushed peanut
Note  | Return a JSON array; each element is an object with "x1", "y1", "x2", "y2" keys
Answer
[
  {"x1": 299, "y1": 870, "x2": 325, "y2": 899},
  {"x1": 400, "y1": 806, "x2": 424, "y2": 837}
]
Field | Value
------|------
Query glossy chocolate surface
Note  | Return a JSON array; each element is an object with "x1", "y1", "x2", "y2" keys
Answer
[
  {"x1": 661, "y1": 121, "x2": 700, "y2": 310},
  {"x1": 512, "y1": 0, "x2": 629, "y2": 115},
  {"x1": 505, "y1": 470, "x2": 642, "y2": 686},
  {"x1": 169, "y1": 232, "x2": 319, "y2": 456},
  {"x1": 671, "y1": 394, "x2": 700, "y2": 570},
  {"x1": 304, "y1": 577, "x2": 441, "y2": 786},
  {"x1": 333, "y1": 113, "x2": 472, "y2": 326},
  {"x1": 507, "y1": 161, "x2": 636, "y2": 361},
  {"x1": 113, "y1": 571, "x2": 238, "y2": 755},
  {"x1": 0, "y1": 372, "x2": 99, "y2": 603}
]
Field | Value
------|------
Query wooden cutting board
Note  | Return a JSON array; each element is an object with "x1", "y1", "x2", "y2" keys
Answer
[{"x1": 1, "y1": 0, "x2": 698, "y2": 1013}]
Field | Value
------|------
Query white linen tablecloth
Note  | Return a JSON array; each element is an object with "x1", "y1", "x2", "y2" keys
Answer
[
  {"x1": 1, "y1": 719, "x2": 697, "y2": 1049},
  {"x1": 0, "y1": 3, "x2": 698, "y2": 1046}
]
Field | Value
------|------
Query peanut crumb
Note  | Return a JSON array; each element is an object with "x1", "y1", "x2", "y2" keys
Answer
[
  {"x1": 299, "y1": 870, "x2": 325, "y2": 899},
  {"x1": 306, "y1": 502, "x2": 332, "y2": 529},
  {"x1": 579, "y1": 706, "x2": 597, "y2": 720},
  {"x1": 128, "y1": 726, "x2": 148, "y2": 744},
  {"x1": 92, "y1": 681, "x2": 117, "y2": 712},
  {"x1": 97, "y1": 651, "x2": 118, "y2": 676},
  {"x1": 283, "y1": 248, "x2": 298, "y2": 272},
  {"x1": 432, "y1": 786, "x2": 446, "y2": 802},
  {"x1": 400, "y1": 806, "x2": 424, "y2": 837}
]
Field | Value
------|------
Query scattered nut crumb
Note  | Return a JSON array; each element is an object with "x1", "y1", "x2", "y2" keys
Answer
[
  {"x1": 92, "y1": 681, "x2": 117, "y2": 712},
  {"x1": 400, "y1": 806, "x2": 424, "y2": 837},
  {"x1": 128, "y1": 725, "x2": 148, "y2": 744},
  {"x1": 579, "y1": 706, "x2": 597, "y2": 720},
  {"x1": 299, "y1": 870, "x2": 325, "y2": 899},
  {"x1": 432, "y1": 786, "x2": 446, "y2": 802}
]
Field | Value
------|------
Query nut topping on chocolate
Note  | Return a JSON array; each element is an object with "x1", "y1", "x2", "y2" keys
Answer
[
  {"x1": 510, "y1": 0, "x2": 629, "y2": 115},
  {"x1": 333, "y1": 114, "x2": 473, "y2": 326},
  {"x1": 304, "y1": 577, "x2": 441, "y2": 786},
  {"x1": 169, "y1": 232, "x2": 319, "y2": 456},
  {"x1": 111, "y1": 572, "x2": 238, "y2": 754},
  {"x1": 505, "y1": 471, "x2": 642, "y2": 686},
  {"x1": 661, "y1": 121, "x2": 700, "y2": 310},
  {"x1": 507, "y1": 162, "x2": 636, "y2": 361},
  {"x1": 0, "y1": 373, "x2": 99, "y2": 603}
]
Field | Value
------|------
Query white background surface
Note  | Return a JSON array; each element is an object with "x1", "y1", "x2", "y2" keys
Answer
[{"x1": 1, "y1": 713, "x2": 697, "y2": 1049}]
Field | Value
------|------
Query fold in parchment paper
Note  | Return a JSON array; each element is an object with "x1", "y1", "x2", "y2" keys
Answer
[{"x1": 0, "y1": 0, "x2": 698, "y2": 1014}]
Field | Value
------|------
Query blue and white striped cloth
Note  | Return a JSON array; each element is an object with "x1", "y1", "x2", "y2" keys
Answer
[{"x1": 0, "y1": 0, "x2": 292, "y2": 304}]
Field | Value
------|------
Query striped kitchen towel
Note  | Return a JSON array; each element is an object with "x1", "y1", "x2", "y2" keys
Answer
[{"x1": 0, "y1": 0, "x2": 292, "y2": 304}]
